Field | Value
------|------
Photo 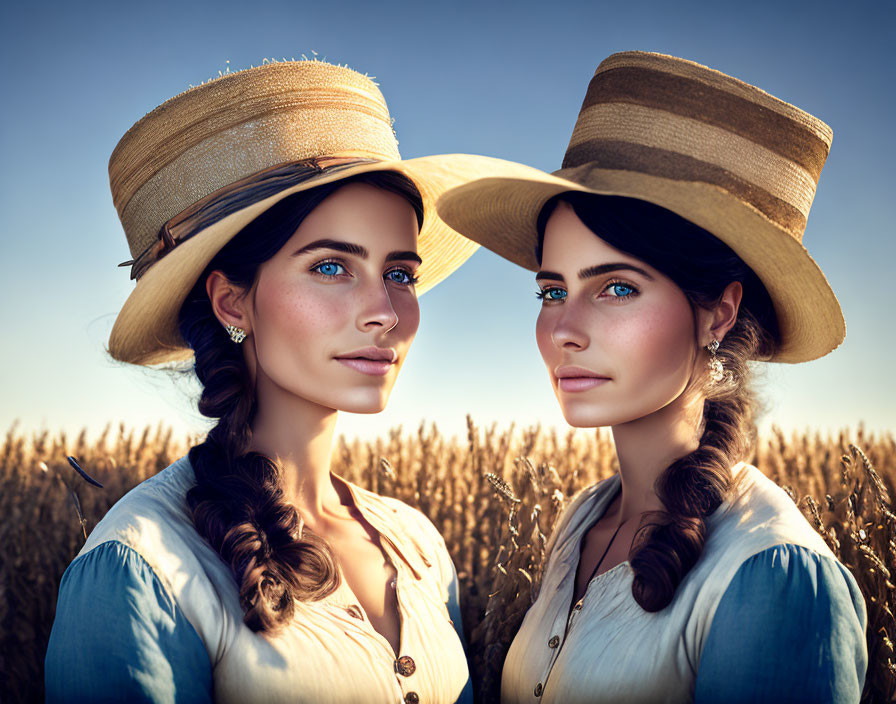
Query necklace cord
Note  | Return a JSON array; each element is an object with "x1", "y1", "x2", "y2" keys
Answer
[{"x1": 569, "y1": 514, "x2": 631, "y2": 616}]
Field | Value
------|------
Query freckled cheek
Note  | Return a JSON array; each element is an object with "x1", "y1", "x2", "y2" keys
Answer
[
  {"x1": 610, "y1": 302, "x2": 695, "y2": 382},
  {"x1": 391, "y1": 294, "x2": 420, "y2": 342},
  {"x1": 254, "y1": 279, "x2": 349, "y2": 345}
]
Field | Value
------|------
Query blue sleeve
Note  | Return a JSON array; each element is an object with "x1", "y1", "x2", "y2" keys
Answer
[
  {"x1": 695, "y1": 544, "x2": 867, "y2": 704},
  {"x1": 446, "y1": 556, "x2": 474, "y2": 704},
  {"x1": 45, "y1": 540, "x2": 213, "y2": 703}
]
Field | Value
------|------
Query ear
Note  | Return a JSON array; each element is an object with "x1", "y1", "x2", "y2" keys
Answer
[
  {"x1": 206, "y1": 270, "x2": 252, "y2": 333},
  {"x1": 697, "y1": 281, "x2": 743, "y2": 347}
]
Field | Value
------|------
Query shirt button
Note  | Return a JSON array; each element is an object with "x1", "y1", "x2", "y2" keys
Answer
[
  {"x1": 548, "y1": 635, "x2": 560, "y2": 648},
  {"x1": 534, "y1": 682, "x2": 544, "y2": 697},
  {"x1": 404, "y1": 693, "x2": 419, "y2": 704},
  {"x1": 573, "y1": 600, "x2": 583, "y2": 611},
  {"x1": 395, "y1": 655, "x2": 416, "y2": 677}
]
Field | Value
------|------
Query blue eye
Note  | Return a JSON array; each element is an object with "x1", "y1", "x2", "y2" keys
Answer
[
  {"x1": 313, "y1": 261, "x2": 346, "y2": 277},
  {"x1": 608, "y1": 283, "x2": 635, "y2": 297},
  {"x1": 385, "y1": 268, "x2": 418, "y2": 286},
  {"x1": 536, "y1": 287, "x2": 567, "y2": 302}
]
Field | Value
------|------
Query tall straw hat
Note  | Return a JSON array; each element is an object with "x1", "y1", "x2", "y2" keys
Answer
[
  {"x1": 436, "y1": 51, "x2": 844, "y2": 363},
  {"x1": 108, "y1": 60, "x2": 521, "y2": 366}
]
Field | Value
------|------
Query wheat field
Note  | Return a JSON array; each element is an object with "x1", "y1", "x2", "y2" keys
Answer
[{"x1": 1, "y1": 419, "x2": 894, "y2": 703}]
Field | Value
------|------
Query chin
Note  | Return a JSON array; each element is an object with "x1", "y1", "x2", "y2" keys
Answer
[
  {"x1": 563, "y1": 399, "x2": 685, "y2": 429},
  {"x1": 557, "y1": 398, "x2": 641, "y2": 429},
  {"x1": 332, "y1": 389, "x2": 392, "y2": 414},
  {"x1": 561, "y1": 408, "x2": 613, "y2": 429}
]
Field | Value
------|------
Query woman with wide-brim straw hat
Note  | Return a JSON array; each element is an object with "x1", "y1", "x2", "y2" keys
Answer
[
  {"x1": 437, "y1": 51, "x2": 867, "y2": 702},
  {"x1": 41, "y1": 58, "x2": 527, "y2": 703}
]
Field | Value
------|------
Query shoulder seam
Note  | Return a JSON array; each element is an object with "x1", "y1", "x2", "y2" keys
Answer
[
  {"x1": 75, "y1": 539, "x2": 180, "y2": 609},
  {"x1": 737, "y1": 542, "x2": 841, "y2": 568},
  {"x1": 70, "y1": 539, "x2": 211, "y2": 664}
]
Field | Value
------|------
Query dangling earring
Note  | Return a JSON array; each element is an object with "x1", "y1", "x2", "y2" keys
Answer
[
  {"x1": 706, "y1": 339, "x2": 725, "y2": 383},
  {"x1": 225, "y1": 324, "x2": 247, "y2": 344}
]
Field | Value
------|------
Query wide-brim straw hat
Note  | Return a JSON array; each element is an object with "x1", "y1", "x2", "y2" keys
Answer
[
  {"x1": 109, "y1": 60, "x2": 523, "y2": 366},
  {"x1": 436, "y1": 51, "x2": 844, "y2": 363}
]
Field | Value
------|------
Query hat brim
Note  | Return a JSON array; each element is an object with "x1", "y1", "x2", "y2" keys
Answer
[
  {"x1": 109, "y1": 154, "x2": 525, "y2": 366},
  {"x1": 436, "y1": 162, "x2": 845, "y2": 363}
]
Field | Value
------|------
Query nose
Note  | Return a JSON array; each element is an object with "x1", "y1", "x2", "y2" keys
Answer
[
  {"x1": 357, "y1": 279, "x2": 399, "y2": 333},
  {"x1": 550, "y1": 299, "x2": 590, "y2": 351}
]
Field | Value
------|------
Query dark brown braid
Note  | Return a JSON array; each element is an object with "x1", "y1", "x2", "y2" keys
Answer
[
  {"x1": 537, "y1": 193, "x2": 779, "y2": 612},
  {"x1": 177, "y1": 172, "x2": 424, "y2": 632},
  {"x1": 628, "y1": 309, "x2": 767, "y2": 610}
]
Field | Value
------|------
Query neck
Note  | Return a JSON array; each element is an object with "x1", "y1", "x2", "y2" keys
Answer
[
  {"x1": 610, "y1": 389, "x2": 705, "y2": 523},
  {"x1": 247, "y1": 373, "x2": 343, "y2": 519}
]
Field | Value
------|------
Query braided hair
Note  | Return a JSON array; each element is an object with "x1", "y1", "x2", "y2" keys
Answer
[
  {"x1": 177, "y1": 171, "x2": 424, "y2": 632},
  {"x1": 537, "y1": 193, "x2": 779, "y2": 612}
]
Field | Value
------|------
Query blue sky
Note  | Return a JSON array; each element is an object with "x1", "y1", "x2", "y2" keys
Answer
[{"x1": 1, "y1": 0, "x2": 893, "y2": 442}]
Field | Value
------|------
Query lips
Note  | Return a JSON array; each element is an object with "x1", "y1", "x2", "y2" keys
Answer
[
  {"x1": 554, "y1": 365, "x2": 611, "y2": 392},
  {"x1": 334, "y1": 347, "x2": 397, "y2": 377}
]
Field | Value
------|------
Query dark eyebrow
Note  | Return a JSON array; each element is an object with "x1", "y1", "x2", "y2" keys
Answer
[
  {"x1": 385, "y1": 250, "x2": 423, "y2": 265},
  {"x1": 291, "y1": 239, "x2": 368, "y2": 258},
  {"x1": 578, "y1": 263, "x2": 654, "y2": 281},
  {"x1": 536, "y1": 263, "x2": 654, "y2": 283}
]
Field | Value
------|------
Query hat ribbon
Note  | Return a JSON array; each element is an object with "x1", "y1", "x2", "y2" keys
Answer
[{"x1": 118, "y1": 155, "x2": 381, "y2": 280}]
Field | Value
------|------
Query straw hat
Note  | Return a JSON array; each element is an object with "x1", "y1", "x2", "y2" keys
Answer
[
  {"x1": 108, "y1": 60, "x2": 521, "y2": 365},
  {"x1": 436, "y1": 51, "x2": 844, "y2": 363}
]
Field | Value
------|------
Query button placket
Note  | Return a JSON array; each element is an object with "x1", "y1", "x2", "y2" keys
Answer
[
  {"x1": 395, "y1": 654, "x2": 418, "y2": 704},
  {"x1": 538, "y1": 631, "x2": 563, "y2": 699},
  {"x1": 536, "y1": 485, "x2": 619, "y2": 702},
  {"x1": 564, "y1": 596, "x2": 585, "y2": 637},
  {"x1": 388, "y1": 553, "x2": 415, "y2": 684},
  {"x1": 538, "y1": 590, "x2": 586, "y2": 700},
  {"x1": 374, "y1": 516, "x2": 424, "y2": 701},
  {"x1": 388, "y1": 552, "x2": 415, "y2": 696},
  {"x1": 336, "y1": 476, "x2": 412, "y2": 670}
]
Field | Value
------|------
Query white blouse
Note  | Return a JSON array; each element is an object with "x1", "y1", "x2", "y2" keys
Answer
[
  {"x1": 500, "y1": 462, "x2": 866, "y2": 703},
  {"x1": 54, "y1": 454, "x2": 470, "y2": 704}
]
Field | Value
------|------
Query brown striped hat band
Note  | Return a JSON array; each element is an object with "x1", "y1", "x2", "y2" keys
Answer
[
  {"x1": 118, "y1": 156, "x2": 378, "y2": 280},
  {"x1": 562, "y1": 57, "x2": 832, "y2": 241}
]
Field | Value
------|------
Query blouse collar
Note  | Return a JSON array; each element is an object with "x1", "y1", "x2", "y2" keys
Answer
[{"x1": 330, "y1": 470, "x2": 431, "y2": 581}]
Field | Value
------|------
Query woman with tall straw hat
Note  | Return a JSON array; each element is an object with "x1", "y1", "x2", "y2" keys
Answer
[
  {"x1": 42, "y1": 59, "x2": 522, "y2": 703},
  {"x1": 437, "y1": 51, "x2": 868, "y2": 702}
]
